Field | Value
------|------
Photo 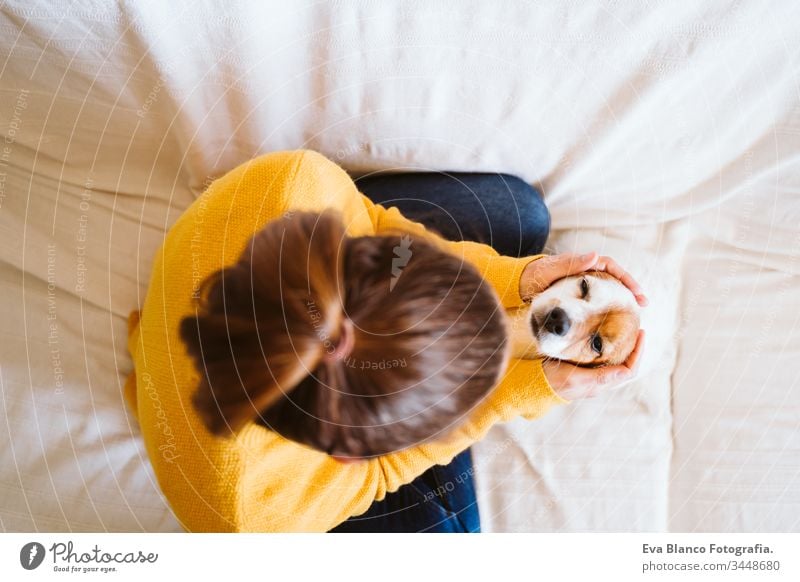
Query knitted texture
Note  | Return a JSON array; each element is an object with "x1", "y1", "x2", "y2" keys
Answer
[{"x1": 125, "y1": 150, "x2": 567, "y2": 532}]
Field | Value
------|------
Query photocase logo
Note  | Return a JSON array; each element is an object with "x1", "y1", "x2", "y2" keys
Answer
[
  {"x1": 20, "y1": 542, "x2": 45, "y2": 570},
  {"x1": 390, "y1": 235, "x2": 413, "y2": 291}
]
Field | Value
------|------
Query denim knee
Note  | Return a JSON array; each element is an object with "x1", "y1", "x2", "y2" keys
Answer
[{"x1": 498, "y1": 174, "x2": 550, "y2": 256}]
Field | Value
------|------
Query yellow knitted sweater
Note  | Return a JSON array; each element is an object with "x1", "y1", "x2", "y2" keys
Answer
[{"x1": 125, "y1": 150, "x2": 567, "y2": 532}]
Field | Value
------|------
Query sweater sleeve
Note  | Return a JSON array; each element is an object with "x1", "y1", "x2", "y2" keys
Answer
[
  {"x1": 237, "y1": 357, "x2": 567, "y2": 532},
  {"x1": 362, "y1": 196, "x2": 543, "y2": 308},
  {"x1": 371, "y1": 357, "x2": 568, "y2": 496}
]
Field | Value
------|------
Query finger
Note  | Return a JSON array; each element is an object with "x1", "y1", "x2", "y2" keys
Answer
[
  {"x1": 542, "y1": 252, "x2": 599, "y2": 283},
  {"x1": 543, "y1": 359, "x2": 591, "y2": 395},
  {"x1": 585, "y1": 367, "x2": 628, "y2": 394},
  {"x1": 624, "y1": 329, "x2": 646, "y2": 375},
  {"x1": 595, "y1": 366, "x2": 622, "y2": 387},
  {"x1": 594, "y1": 255, "x2": 641, "y2": 297},
  {"x1": 594, "y1": 255, "x2": 649, "y2": 307},
  {"x1": 561, "y1": 365, "x2": 602, "y2": 399},
  {"x1": 603, "y1": 329, "x2": 646, "y2": 381}
]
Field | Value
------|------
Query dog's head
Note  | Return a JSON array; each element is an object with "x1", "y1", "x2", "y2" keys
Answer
[{"x1": 512, "y1": 271, "x2": 640, "y2": 366}]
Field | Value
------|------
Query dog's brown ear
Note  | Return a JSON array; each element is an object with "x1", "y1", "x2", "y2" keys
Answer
[{"x1": 594, "y1": 308, "x2": 640, "y2": 366}]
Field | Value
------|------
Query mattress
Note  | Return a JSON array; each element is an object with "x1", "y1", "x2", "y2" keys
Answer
[{"x1": 1, "y1": 0, "x2": 798, "y2": 532}]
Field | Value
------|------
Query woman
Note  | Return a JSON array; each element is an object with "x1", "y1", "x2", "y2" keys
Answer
[{"x1": 125, "y1": 150, "x2": 645, "y2": 532}]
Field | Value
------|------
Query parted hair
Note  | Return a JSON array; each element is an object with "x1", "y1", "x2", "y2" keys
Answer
[{"x1": 180, "y1": 210, "x2": 507, "y2": 457}]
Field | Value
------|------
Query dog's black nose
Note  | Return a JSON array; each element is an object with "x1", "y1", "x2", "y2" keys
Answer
[{"x1": 543, "y1": 307, "x2": 571, "y2": 336}]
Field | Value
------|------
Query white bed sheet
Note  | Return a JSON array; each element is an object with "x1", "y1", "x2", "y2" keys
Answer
[
  {"x1": 668, "y1": 162, "x2": 800, "y2": 532},
  {"x1": 1, "y1": 0, "x2": 798, "y2": 532}
]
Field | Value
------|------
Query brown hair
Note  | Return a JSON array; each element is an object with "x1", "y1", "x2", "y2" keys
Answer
[{"x1": 180, "y1": 210, "x2": 507, "y2": 457}]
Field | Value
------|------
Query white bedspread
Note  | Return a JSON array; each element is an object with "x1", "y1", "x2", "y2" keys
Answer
[{"x1": 1, "y1": 0, "x2": 798, "y2": 532}]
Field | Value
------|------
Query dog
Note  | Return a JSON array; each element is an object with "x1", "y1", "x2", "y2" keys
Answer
[{"x1": 507, "y1": 271, "x2": 640, "y2": 366}]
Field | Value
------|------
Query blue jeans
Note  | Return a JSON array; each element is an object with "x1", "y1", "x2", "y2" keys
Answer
[{"x1": 329, "y1": 172, "x2": 550, "y2": 533}]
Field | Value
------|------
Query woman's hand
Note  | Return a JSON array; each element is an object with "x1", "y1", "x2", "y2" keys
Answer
[
  {"x1": 542, "y1": 330, "x2": 645, "y2": 400},
  {"x1": 520, "y1": 252, "x2": 649, "y2": 306},
  {"x1": 520, "y1": 252, "x2": 648, "y2": 399}
]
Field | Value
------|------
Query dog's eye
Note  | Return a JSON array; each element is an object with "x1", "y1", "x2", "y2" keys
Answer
[
  {"x1": 580, "y1": 278, "x2": 590, "y2": 299},
  {"x1": 591, "y1": 334, "x2": 603, "y2": 355}
]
